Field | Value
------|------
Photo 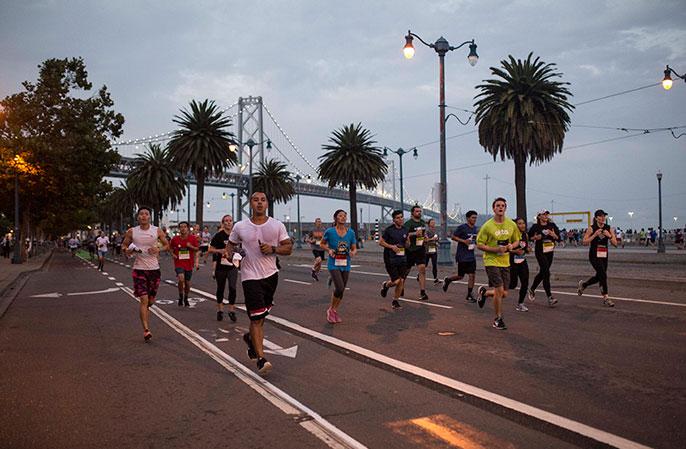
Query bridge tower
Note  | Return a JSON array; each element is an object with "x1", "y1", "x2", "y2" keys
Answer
[{"x1": 235, "y1": 96, "x2": 266, "y2": 221}]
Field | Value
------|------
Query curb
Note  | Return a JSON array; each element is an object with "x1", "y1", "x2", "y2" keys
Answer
[{"x1": 0, "y1": 249, "x2": 55, "y2": 320}]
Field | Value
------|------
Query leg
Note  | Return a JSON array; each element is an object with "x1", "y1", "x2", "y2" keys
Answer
[
  {"x1": 530, "y1": 252, "x2": 547, "y2": 292},
  {"x1": 519, "y1": 263, "x2": 529, "y2": 304},
  {"x1": 493, "y1": 286, "x2": 504, "y2": 317},
  {"x1": 250, "y1": 318, "x2": 266, "y2": 358},
  {"x1": 215, "y1": 269, "x2": 228, "y2": 313},
  {"x1": 176, "y1": 271, "x2": 185, "y2": 300},
  {"x1": 227, "y1": 268, "x2": 238, "y2": 312},
  {"x1": 139, "y1": 294, "x2": 150, "y2": 330},
  {"x1": 542, "y1": 253, "x2": 554, "y2": 297},
  {"x1": 418, "y1": 263, "x2": 426, "y2": 290}
]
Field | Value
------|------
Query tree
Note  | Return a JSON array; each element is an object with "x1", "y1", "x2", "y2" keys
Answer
[
  {"x1": 474, "y1": 53, "x2": 573, "y2": 220},
  {"x1": 318, "y1": 123, "x2": 387, "y2": 239},
  {"x1": 168, "y1": 99, "x2": 237, "y2": 230},
  {"x1": 252, "y1": 159, "x2": 295, "y2": 218},
  {"x1": 99, "y1": 185, "x2": 136, "y2": 231},
  {"x1": 126, "y1": 144, "x2": 186, "y2": 226},
  {"x1": 0, "y1": 57, "x2": 124, "y2": 250}
]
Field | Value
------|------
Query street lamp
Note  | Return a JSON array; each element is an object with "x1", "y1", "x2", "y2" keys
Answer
[
  {"x1": 229, "y1": 138, "x2": 272, "y2": 208},
  {"x1": 294, "y1": 174, "x2": 302, "y2": 249},
  {"x1": 662, "y1": 65, "x2": 685, "y2": 90},
  {"x1": 12, "y1": 157, "x2": 21, "y2": 264},
  {"x1": 656, "y1": 171, "x2": 665, "y2": 253},
  {"x1": 230, "y1": 193, "x2": 235, "y2": 218},
  {"x1": 383, "y1": 146, "x2": 418, "y2": 213},
  {"x1": 403, "y1": 29, "x2": 478, "y2": 265}
]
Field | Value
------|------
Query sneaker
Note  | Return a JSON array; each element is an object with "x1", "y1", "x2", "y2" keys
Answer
[
  {"x1": 477, "y1": 286, "x2": 487, "y2": 309},
  {"x1": 143, "y1": 329, "x2": 152, "y2": 341},
  {"x1": 391, "y1": 299, "x2": 402, "y2": 309},
  {"x1": 327, "y1": 277, "x2": 332, "y2": 287},
  {"x1": 228, "y1": 311, "x2": 237, "y2": 322},
  {"x1": 442, "y1": 278, "x2": 451, "y2": 292},
  {"x1": 419, "y1": 292, "x2": 429, "y2": 301},
  {"x1": 222, "y1": 298, "x2": 230, "y2": 305},
  {"x1": 326, "y1": 308, "x2": 336, "y2": 324},
  {"x1": 333, "y1": 309, "x2": 342, "y2": 323},
  {"x1": 243, "y1": 332, "x2": 257, "y2": 359},
  {"x1": 257, "y1": 357, "x2": 272, "y2": 375},
  {"x1": 183, "y1": 297, "x2": 190, "y2": 307},
  {"x1": 547, "y1": 296, "x2": 558, "y2": 307},
  {"x1": 577, "y1": 280, "x2": 585, "y2": 296},
  {"x1": 217, "y1": 311, "x2": 224, "y2": 321},
  {"x1": 312, "y1": 270, "x2": 319, "y2": 281},
  {"x1": 466, "y1": 294, "x2": 477, "y2": 303},
  {"x1": 527, "y1": 288, "x2": 536, "y2": 302},
  {"x1": 492, "y1": 317, "x2": 507, "y2": 330},
  {"x1": 603, "y1": 298, "x2": 615, "y2": 307},
  {"x1": 380, "y1": 281, "x2": 389, "y2": 298},
  {"x1": 433, "y1": 278, "x2": 440, "y2": 285},
  {"x1": 416, "y1": 274, "x2": 420, "y2": 283},
  {"x1": 178, "y1": 298, "x2": 183, "y2": 306},
  {"x1": 515, "y1": 303, "x2": 529, "y2": 312}
]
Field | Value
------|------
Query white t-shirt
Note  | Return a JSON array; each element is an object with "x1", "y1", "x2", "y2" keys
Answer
[
  {"x1": 229, "y1": 217, "x2": 289, "y2": 281},
  {"x1": 96, "y1": 236, "x2": 110, "y2": 251},
  {"x1": 68, "y1": 238, "x2": 79, "y2": 248}
]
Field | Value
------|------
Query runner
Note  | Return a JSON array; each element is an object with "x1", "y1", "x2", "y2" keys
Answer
[
  {"x1": 200, "y1": 226, "x2": 211, "y2": 263},
  {"x1": 527, "y1": 210, "x2": 561, "y2": 306},
  {"x1": 114, "y1": 232, "x2": 123, "y2": 257},
  {"x1": 95, "y1": 231, "x2": 110, "y2": 271},
  {"x1": 208, "y1": 215, "x2": 239, "y2": 322},
  {"x1": 307, "y1": 218, "x2": 326, "y2": 281},
  {"x1": 404, "y1": 205, "x2": 429, "y2": 301},
  {"x1": 424, "y1": 219, "x2": 440, "y2": 285},
  {"x1": 68, "y1": 235, "x2": 79, "y2": 258},
  {"x1": 320, "y1": 209, "x2": 357, "y2": 323},
  {"x1": 226, "y1": 192, "x2": 292, "y2": 375},
  {"x1": 86, "y1": 234, "x2": 96, "y2": 261},
  {"x1": 379, "y1": 210, "x2": 409, "y2": 309},
  {"x1": 476, "y1": 198, "x2": 520, "y2": 330},
  {"x1": 122, "y1": 207, "x2": 170, "y2": 342},
  {"x1": 509, "y1": 217, "x2": 531, "y2": 312},
  {"x1": 578, "y1": 209, "x2": 618, "y2": 307},
  {"x1": 443, "y1": 210, "x2": 479, "y2": 302},
  {"x1": 170, "y1": 221, "x2": 199, "y2": 307}
]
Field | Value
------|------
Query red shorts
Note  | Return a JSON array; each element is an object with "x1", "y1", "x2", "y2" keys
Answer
[{"x1": 132, "y1": 269, "x2": 161, "y2": 299}]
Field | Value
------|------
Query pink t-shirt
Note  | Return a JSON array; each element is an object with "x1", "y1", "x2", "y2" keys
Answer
[{"x1": 229, "y1": 217, "x2": 289, "y2": 281}]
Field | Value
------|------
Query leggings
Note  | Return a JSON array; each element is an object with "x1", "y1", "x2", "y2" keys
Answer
[
  {"x1": 508, "y1": 261, "x2": 529, "y2": 304},
  {"x1": 329, "y1": 270, "x2": 350, "y2": 298},
  {"x1": 425, "y1": 252, "x2": 438, "y2": 280},
  {"x1": 531, "y1": 251, "x2": 554, "y2": 296},
  {"x1": 583, "y1": 257, "x2": 608, "y2": 295},
  {"x1": 215, "y1": 267, "x2": 237, "y2": 304}
]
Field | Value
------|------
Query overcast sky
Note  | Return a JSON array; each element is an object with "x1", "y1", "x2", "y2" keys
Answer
[{"x1": 1, "y1": 0, "x2": 684, "y2": 229}]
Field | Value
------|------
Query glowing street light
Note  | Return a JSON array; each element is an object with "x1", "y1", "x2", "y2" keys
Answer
[{"x1": 662, "y1": 65, "x2": 685, "y2": 90}]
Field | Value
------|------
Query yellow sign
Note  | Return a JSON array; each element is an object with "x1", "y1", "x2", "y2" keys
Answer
[{"x1": 550, "y1": 211, "x2": 591, "y2": 227}]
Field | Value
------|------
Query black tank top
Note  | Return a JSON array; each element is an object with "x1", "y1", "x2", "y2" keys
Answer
[{"x1": 590, "y1": 223, "x2": 610, "y2": 259}]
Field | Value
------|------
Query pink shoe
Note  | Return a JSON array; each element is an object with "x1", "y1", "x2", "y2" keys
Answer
[
  {"x1": 333, "y1": 309, "x2": 342, "y2": 323},
  {"x1": 326, "y1": 308, "x2": 335, "y2": 324}
]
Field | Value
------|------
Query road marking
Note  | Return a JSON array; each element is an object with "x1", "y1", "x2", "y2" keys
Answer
[
  {"x1": 215, "y1": 338, "x2": 229, "y2": 342},
  {"x1": 284, "y1": 279, "x2": 311, "y2": 285},
  {"x1": 398, "y1": 297, "x2": 453, "y2": 309},
  {"x1": 68, "y1": 287, "x2": 121, "y2": 296},
  {"x1": 398, "y1": 414, "x2": 508, "y2": 449},
  {"x1": 125, "y1": 264, "x2": 131, "y2": 268},
  {"x1": 108, "y1": 276, "x2": 116, "y2": 280},
  {"x1": 117, "y1": 286, "x2": 365, "y2": 449},
  {"x1": 115, "y1": 282, "x2": 124, "y2": 286},
  {"x1": 30, "y1": 292, "x2": 63, "y2": 298},
  {"x1": 263, "y1": 338, "x2": 299, "y2": 358},
  {"x1": 101, "y1": 272, "x2": 109, "y2": 276}
]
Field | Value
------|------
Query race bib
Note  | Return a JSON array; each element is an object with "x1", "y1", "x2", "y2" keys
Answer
[
  {"x1": 543, "y1": 241, "x2": 555, "y2": 253},
  {"x1": 334, "y1": 254, "x2": 348, "y2": 266},
  {"x1": 220, "y1": 257, "x2": 233, "y2": 266},
  {"x1": 397, "y1": 247, "x2": 405, "y2": 256},
  {"x1": 468, "y1": 243, "x2": 475, "y2": 251},
  {"x1": 178, "y1": 249, "x2": 190, "y2": 260},
  {"x1": 416, "y1": 236, "x2": 424, "y2": 246},
  {"x1": 427, "y1": 245, "x2": 436, "y2": 254},
  {"x1": 596, "y1": 246, "x2": 608, "y2": 258},
  {"x1": 315, "y1": 239, "x2": 322, "y2": 246},
  {"x1": 514, "y1": 254, "x2": 526, "y2": 264}
]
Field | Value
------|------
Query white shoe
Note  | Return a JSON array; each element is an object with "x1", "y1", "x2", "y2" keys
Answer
[
  {"x1": 577, "y1": 280, "x2": 585, "y2": 296},
  {"x1": 515, "y1": 303, "x2": 529, "y2": 312},
  {"x1": 527, "y1": 288, "x2": 536, "y2": 302}
]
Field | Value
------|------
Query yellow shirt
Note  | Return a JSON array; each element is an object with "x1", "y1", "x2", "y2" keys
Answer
[{"x1": 476, "y1": 218, "x2": 521, "y2": 267}]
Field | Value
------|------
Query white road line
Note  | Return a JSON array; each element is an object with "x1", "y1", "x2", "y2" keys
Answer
[
  {"x1": 397, "y1": 297, "x2": 452, "y2": 309},
  {"x1": 185, "y1": 284, "x2": 648, "y2": 448},
  {"x1": 115, "y1": 282, "x2": 124, "y2": 287},
  {"x1": 118, "y1": 286, "x2": 366, "y2": 449},
  {"x1": 284, "y1": 279, "x2": 311, "y2": 285},
  {"x1": 108, "y1": 276, "x2": 116, "y2": 280},
  {"x1": 125, "y1": 264, "x2": 131, "y2": 268},
  {"x1": 101, "y1": 272, "x2": 109, "y2": 276}
]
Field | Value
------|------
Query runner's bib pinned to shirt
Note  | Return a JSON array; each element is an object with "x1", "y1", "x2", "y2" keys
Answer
[
  {"x1": 415, "y1": 227, "x2": 425, "y2": 246},
  {"x1": 543, "y1": 241, "x2": 555, "y2": 253},
  {"x1": 178, "y1": 248, "x2": 190, "y2": 260},
  {"x1": 596, "y1": 245, "x2": 608, "y2": 258},
  {"x1": 397, "y1": 247, "x2": 405, "y2": 256},
  {"x1": 427, "y1": 244, "x2": 436, "y2": 254},
  {"x1": 514, "y1": 254, "x2": 526, "y2": 264},
  {"x1": 220, "y1": 257, "x2": 233, "y2": 266},
  {"x1": 334, "y1": 253, "x2": 348, "y2": 266}
]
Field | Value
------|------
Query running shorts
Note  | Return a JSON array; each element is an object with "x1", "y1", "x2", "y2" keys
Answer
[
  {"x1": 385, "y1": 262, "x2": 408, "y2": 282},
  {"x1": 97, "y1": 250, "x2": 108, "y2": 257},
  {"x1": 174, "y1": 266, "x2": 193, "y2": 281},
  {"x1": 485, "y1": 266, "x2": 510, "y2": 289},
  {"x1": 457, "y1": 261, "x2": 476, "y2": 276},
  {"x1": 312, "y1": 249, "x2": 325, "y2": 259},
  {"x1": 242, "y1": 272, "x2": 279, "y2": 321},
  {"x1": 132, "y1": 269, "x2": 161, "y2": 298},
  {"x1": 406, "y1": 248, "x2": 426, "y2": 267}
]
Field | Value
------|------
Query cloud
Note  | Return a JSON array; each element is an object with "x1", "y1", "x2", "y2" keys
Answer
[{"x1": 620, "y1": 26, "x2": 686, "y2": 60}]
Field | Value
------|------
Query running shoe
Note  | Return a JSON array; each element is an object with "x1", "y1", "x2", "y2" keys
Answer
[
  {"x1": 527, "y1": 288, "x2": 536, "y2": 302},
  {"x1": 492, "y1": 317, "x2": 507, "y2": 330},
  {"x1": 228, "y1": 311, "x2": 237, "y2": 322},
  {"x1": 466, "y1": 294, "x2": 477, "y2": 303},
  {"x1": 603, "y1": 298, "x2": 615, "y2": 307},
  {"x1": 143, "y1": 329, "x2": 152, "y2": 341},
  {"x1": 442, "y1": 278, "x2": 451, "y2": 292},
  {"x1": 380, "y1": 281, "x2": 389, "y2": 298},
  {"x1": 433, "y1": 278, "x2": 440, "y2": 285},
  {"x1": 217, "y1": 311, "x2": 224, "y2": 321},
  {"x1": 333, "y1": 309, "x2": 342, "y2": 323},
  {"x1": 183, "y1": 297, "x2": 190, "y2": 307},
  {"x1": 577, "y1": 280, "x2": 585, "y2": 296},
  {"x1": 515, "y1": 303, "x2": 529, "y2": 312},
  {"x1": 222, "y1": 298, "x2": 230, "y2": 305},
  {"x1": 312, "y1": 270, "x2": 319, "y2": 281},
  {"x1": 547, "y1": 296, "x2": 558, "y2": 307},
  {"x1": 243, "y1": 332, "x2": 257, "y2": 359},
  {"x1": 419, "y1": 292, "x2": 429, "y2": 301},
  {"x1": 257, "y1": 357, "x2": 272, "y2": 375},
  {"x1": 178, "y1": 297, "x2": 183, "y2": 307},
  {"x1": 326, "y1": 308, "x2": 336, "y2": 324},
  {"x1": 416, "y1": 274, "x2": 420, "y2": 283},
  {"x1": 391, "y1": 299, "x2": 402, "y2": 309},
  {"x1": 477, "y1": 286, "x2": 487, "y2": 308},
  {"x1": 327, "y1": 277, "x2": 332, "y2": 287}
]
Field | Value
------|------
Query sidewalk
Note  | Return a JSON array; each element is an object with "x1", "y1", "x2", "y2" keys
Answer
[{"x1": 0, "y1": 250, "x2": 53, "y2": 303}]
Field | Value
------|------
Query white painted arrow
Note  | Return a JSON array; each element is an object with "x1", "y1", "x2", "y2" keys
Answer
[
  {"x1": 30, "y1": 292, "x2": 63, "y2": 298},
  {"x1": 30, "y1": 287, "x2": 121, "y2": 298},
  {"x1": 263, "y1": 338, "x2": 299, "y2": 358}
]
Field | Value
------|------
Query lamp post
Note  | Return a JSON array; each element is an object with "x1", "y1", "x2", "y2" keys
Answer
[
  {"x1": 403, "y1": 29, "x2": 478, "y2": 265},
  {"x1": 657, "y1": 171, "x2": 665, "y2": 253},
  {"x1": 229, "y1": 138, "x2": 271, "y2": 213},
  {"x1": 230, "y1": 193, "x2": 235, "y2": 218},
  {"x1": 295, "y1": 174, "x2": 302, "y2": 249},
  {"x1": 12, "y1": 167, "x2": 21, "y2": 264},
  {"x1": 662, "y1": 65, "x2": 686, "y2": 90},
  {"x1": 383, "y1": 147, "x2": 417, "y2": 213}
]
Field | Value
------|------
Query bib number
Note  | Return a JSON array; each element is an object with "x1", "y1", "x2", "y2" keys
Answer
[
  {"x1": 427, "y1": 245, "x2": 436, "y2": 254},
  {"x1": 543, "y1": 241, "x2": 555, "y2": 253},
  {"x1": 220, "y1": 257, "x2": 233, "y2": 266},
  {"x1": 178, "y1": 249, "x2": 190, "y2": 260},
  {"x1": 397, "y1": 247, "x2": 405, "y2": 256},
  {"x1": 416, "y1": 236, "x2": 424, "y2": 246},
  {"x1": 514, "y1": 254, "x2": 525, "y2": 264},
  {"x1": 596, "y1": 246, "x2": 608, "y2": 258},
  {"x1": 315, "y1": 239, "x2": 322, "y2": 246},
  {"x1": 334, "y1": 254, "x2": 348, "y2": 267},
  {"x1": 467, "y1": 243, "x2": 475, "y2": 251}
]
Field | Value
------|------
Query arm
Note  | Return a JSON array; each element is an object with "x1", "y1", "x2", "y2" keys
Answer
[
  {"x1": 608, "y1": 227, "x2": 618, "y2": 247},
  {"x1": 263, "y1": 238, "x2": 293, "y2": 256},
  {"x1": 582, "y1": 227, "x2": 596, "y2": 245},
  {"x1": 158, "y1": 228, "x2": 170, "y2": 252},
  {"x1": 350, "y1": 243, "x2": 357, "y2": 257},
  {"x1": 477, "y1": 243, "x2": 509, "y2": 254},
  {"x1": 122, "y1": 229, "x2": 134, "y2": 256}
]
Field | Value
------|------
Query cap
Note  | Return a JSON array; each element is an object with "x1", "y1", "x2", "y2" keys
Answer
[
  {"x1": 594, "y1": 209, "x2": 608, "y2": 217},
  {"x1": 537, "y1": 209, "x2": 550, "y2": 216}
]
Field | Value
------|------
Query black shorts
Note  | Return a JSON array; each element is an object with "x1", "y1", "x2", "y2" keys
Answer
[
  {"x1": 406, "y1": 248, "x2": 426, "y2": 267},
  {"x1": 312, "y1": 249, "x2": 325, "y2": 259},
  {"x1": 457, "y1": 261, "x2": 476, "y2": 276},
  {"x1": 385, "y1": 262, "x2": 408, "y2": 282},
  {"x1": 485, "y1": 266, "x2": 510, "y2": 289},
  {"x1": 242, "y1": 272, "x2": 279, "y2": 321},
  {"x1": 200, "y1": 245, "x2": 209, "y2": 254}
]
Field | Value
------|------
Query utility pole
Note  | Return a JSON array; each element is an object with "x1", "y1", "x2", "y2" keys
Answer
[{"x1": 483, "y1": 174, "x2": 490, "y2": 215}]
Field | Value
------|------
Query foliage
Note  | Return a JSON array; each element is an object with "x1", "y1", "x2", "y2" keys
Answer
[{"x1": 252, "y1": 158, "x2": 295, "y2": 217}]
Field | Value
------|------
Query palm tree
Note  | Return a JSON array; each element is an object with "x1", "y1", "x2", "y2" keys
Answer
[
  {"x1": 474, "y1": 53, "x2": 574, "y2": 220},
  {"x1": 100, "y1": 185, "x2": 136, "y2": 230},
  {"x1": 127, "y1": 144, "x2": 186, "y2": 226},
  {"x1": 168, "y1": 99, "x2": 237, "y2": 229},
  {"x1": 318, "y1": 123, "x2": 387, "y2": 239},
  {"x1": 252, "y1": 158, "x2": 295, "y2": 218}
]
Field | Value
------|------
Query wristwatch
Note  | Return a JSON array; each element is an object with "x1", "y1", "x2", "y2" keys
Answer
[{"x1": 271, "y1": 245, "x2": 277, "y2": 254}]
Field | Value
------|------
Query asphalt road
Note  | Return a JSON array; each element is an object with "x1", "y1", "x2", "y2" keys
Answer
[{"x1": 1, "y1": 249, "x2": 684, "y2": 449}]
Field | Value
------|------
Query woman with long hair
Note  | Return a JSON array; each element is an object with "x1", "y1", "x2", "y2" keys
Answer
[
  {"x1": 509, "y1": 217, "x2": 532, "y2": 311},
  {"x1": 578, "y1": 210, "x2": 618, "y2": 307},
  {"x1": 320, "y1": 209, "x2": 357, "y2": 324}
]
